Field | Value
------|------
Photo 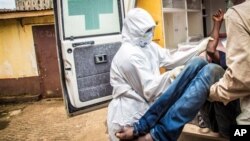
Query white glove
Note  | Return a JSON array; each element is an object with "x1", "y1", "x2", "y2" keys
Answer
[
  {"x1": 196, "y1": 37, "x2": 214, "y2": 54},
  {"x1": 169, "y1": 65, "x2": 185, "y2": 82}
]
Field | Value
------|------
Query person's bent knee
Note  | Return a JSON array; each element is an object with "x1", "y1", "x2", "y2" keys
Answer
[
  {"x1": 202, "y1": 64, "x2": 224, "y2": 81},
  {"x1": 187, "y1": 57, "x2": 208, "y2": 69},
  {"x1": 206, "y1": 64, "x2": 224, "y2": 75}
]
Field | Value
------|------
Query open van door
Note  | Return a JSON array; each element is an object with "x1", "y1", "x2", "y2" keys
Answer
[{"x1": 53, "y1": 0, "x2": 125, "y2": 116}]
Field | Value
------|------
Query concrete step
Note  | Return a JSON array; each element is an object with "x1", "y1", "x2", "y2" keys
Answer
[{"x1": 181, "y1": 124, "x2": 228, "y2": 141}]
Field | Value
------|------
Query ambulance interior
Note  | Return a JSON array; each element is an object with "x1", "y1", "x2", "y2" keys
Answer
[{"x1": 128, "y1": 0, "x2": 228, "y2": 53}]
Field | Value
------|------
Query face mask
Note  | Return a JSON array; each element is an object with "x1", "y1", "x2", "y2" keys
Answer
[{"x1": 138, "y1": 30, "x2": 153, "y2": 47}]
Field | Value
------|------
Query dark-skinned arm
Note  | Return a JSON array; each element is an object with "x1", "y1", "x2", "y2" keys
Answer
[{"x1": 206, "y1": 9, "x2": 224, "y2": 64}]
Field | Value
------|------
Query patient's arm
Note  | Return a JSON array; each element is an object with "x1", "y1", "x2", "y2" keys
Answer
[{"x1": 206, "y1": 9, "x2": 224, "y2": 63}]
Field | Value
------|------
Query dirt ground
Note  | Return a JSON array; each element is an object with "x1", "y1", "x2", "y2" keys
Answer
[
  {"x1": 0, "y1": 99, "x2": 227, "y2": 141},
  {"x1": 0, "y1": 99, "x2": 109, "y2": 141}
]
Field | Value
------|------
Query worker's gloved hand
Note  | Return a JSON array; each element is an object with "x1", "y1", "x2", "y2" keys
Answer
[
  {"x1": 169, "y1": 65, "x2": 185, "y2": 82},
  {"x1": 197, "y1": 37, "x2": 214, "y2": 54}
]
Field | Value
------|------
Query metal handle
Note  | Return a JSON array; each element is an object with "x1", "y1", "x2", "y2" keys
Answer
[
  {"x1": 72, "y1": 41, "x2": 95, "y2": 47},
  {"x1": 94, "y1": 54, "x2": 108, "y2": 64}
]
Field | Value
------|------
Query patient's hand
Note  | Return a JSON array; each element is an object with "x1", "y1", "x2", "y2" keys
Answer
[
  {"x1": 213, "y1": 9, "x2": 224, "y2": 23},
  {"x1": 115, "y1": 126, "x2": 134, "y2": 140}
]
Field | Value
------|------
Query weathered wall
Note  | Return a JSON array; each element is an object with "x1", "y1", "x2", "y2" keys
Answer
[
  {"x1": 0, "y1": 19, "x2": 37, "y2": 78},
  {"x1": 16, "y1": 0, "x2": 53, "y2": 11},
  {"x1": 0, "y1": 15, "x2": 55, "y2": 100},
  {"x1": 0, "y1": 15, "x2": 54, "y2": 79}
]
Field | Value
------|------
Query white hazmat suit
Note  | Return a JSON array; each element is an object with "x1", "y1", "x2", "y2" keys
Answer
[{"x1": 107, "y1": 8, "x2": 209, "y2": 141}]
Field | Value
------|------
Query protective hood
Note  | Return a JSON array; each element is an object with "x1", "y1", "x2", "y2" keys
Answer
[{"x1": 122, "y1": 8, "x2": 156, "y2": 46}]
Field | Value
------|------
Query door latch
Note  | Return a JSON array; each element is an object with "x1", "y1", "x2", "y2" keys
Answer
[{"x1": 94, "y1": 54, "x2": 108, "y2": 64}]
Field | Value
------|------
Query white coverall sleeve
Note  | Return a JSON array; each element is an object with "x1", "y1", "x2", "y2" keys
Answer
[
  {"x1": 155, "y1": 39, "x2": 210, "y2": 70},
  {"x1": 123, "y1": 55, "x2": 172, "y2": 102}
]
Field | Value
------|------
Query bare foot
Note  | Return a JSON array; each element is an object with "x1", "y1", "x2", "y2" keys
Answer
[
  {"x1": 115, "y1": 126, "x2": 134, "y2": 140},
  {"x1": 137, "y1": 133, "x2": 153, "y2": 141}
]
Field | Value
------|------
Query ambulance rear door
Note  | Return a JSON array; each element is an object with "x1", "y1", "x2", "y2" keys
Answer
[{"x1": 53, "y1": 0, "x2": 125, "y2": 116}]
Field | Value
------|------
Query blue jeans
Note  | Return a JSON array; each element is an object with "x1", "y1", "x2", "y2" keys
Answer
[{"x1": 133, "y1": 57, "x2": 225, "y2": 141}]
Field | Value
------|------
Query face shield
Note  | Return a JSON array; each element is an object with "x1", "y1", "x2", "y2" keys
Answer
[
  {"x1": 121, "y1": 8, "x2": 156, "y2": 47},
  {"x1": 137, "y1": 27, "x2": 155, "y2": 48}
]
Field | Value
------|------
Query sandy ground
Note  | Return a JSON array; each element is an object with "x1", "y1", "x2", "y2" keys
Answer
[
  {"x1": 0, "y1": 99, "x2": 108, "y2": 141},
  {"x1": 0, "y1": 99, "x2": 227, "y2": 141}
]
